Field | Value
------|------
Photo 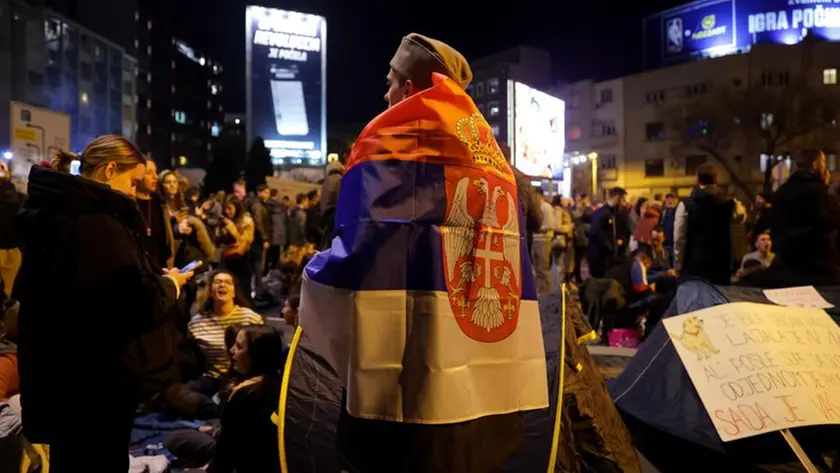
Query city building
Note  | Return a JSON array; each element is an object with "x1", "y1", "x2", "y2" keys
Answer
[
  {"x1": 219, "y1": 113, "x2": 246, "y2": 161},
  {"x1": 38, "y1": 0, "x2": 224, "y2": 169},
  {"x1": 624, "y1": 39, "x2": 840, "y2": 197},
  {"x1": 0, "y1": 0, "x2": 137, "y2": 160},
  {"x1": 468, "y1": 46, "x2": 554, "y2": 147},
  {"x1": 223, "y1": 113, "x2": 245, "y2": 135},
  {"x1": 44, "y1": 0, "x2": 137, "y2": 53},
  {"x1": 562, "y1": 39, "x2": 840, "y2": 199},
  {"x1": 135, "y1": 5, "x2": 224, "y2": 169},
  {"x1": 557, "y1": 78, "x2": 626, "y2": 197}
]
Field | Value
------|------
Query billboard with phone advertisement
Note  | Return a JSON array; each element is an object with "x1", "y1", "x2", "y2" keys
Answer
[
  {"x1": 246, "y1": 6, "x2": 326, "y2": 166},
  {"x1": 507, "y1": 81, "x2": 566, "y2": 179}
]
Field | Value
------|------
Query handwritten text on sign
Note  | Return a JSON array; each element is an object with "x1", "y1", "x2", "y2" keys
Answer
[{"x1": 663, "y1": 302, "x2": 840, "y2": 442}]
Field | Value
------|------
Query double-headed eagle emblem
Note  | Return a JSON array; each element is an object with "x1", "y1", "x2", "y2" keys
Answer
[{"x1": 442, "y1": 176, "x2": 521, "y2": 333}]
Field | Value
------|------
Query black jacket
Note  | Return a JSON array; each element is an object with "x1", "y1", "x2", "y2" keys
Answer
[
  {"x1": 771, "y1": 170, "x2": 840, "y2": 281},
  {"x1": 14, "y1": 167, "x2": 181, "y2": 442},
  {"x1": 588, "y1": 204, "x2": 629, "y2": 256},
  {"x1": 680, "y1": 186, "x2": 735, "y2": 285},
  {"x1": 209, "y1": 375, "x2": 282, "y2": 473}
]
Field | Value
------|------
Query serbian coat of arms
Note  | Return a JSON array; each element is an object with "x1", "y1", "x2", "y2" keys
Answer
[{"x1": 441, "y1": 167, "x2": 522, "y2": 343}]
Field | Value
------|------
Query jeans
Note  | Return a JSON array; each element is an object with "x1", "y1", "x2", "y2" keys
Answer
[
  {"x1": 165, "y1": 427, "x2": 217, "y2": 468},
  {"x1": 163, "y1": 382, "x2": 219, "y2": 420},
  {"x1": 530, "y1": 238, "x2": 552, "y2": 295}
]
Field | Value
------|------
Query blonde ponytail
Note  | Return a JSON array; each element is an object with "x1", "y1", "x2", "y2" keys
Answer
[
  {"x1": 52, "y1": 135, "x2": 145, "y2": 177},
  {"x1": 50, "y1": 149, "x2": 78, "y2": 173}
]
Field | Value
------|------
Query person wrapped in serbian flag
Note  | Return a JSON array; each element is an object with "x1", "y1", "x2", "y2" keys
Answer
[{"x1": 296, "y1": 34, "x2": 548, "y2": 472}]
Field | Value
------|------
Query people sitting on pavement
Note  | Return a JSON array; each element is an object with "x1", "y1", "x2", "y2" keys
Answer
[
  {"x1": 606, "y1": 247, "x2": 655, "y2": 306},
  {"x1": 281, "y1": 294, "x2": 299, "y2": 328},
  {"x1": 166, "y1": 325, "x2": 285, "y2": 473},
  {"x1": 182, "y1": 270, "x2": 263, "y2": 412},
  {"x1": 740, "y1": 231, "x2": 774, "y2": 270}
]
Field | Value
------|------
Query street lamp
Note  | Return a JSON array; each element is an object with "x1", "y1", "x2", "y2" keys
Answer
[{"x1": 564, "y1": 150, "x2": 600, "y2": 197}]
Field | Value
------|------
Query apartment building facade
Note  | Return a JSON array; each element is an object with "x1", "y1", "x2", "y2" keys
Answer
[{"x1": 560, "y1": 39, "x2": 840, "y2": 199}]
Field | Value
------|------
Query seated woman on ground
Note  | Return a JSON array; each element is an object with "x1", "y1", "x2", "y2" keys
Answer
[
  {"x1": 185, "y1": 270, "x2": 263, "y2": 401},
  {"x1": 166, "y1": 325, "x2": 286, "y2": 473},
  {"x1": 281, "y1": 294, "x2": 299, "y2": 328}
]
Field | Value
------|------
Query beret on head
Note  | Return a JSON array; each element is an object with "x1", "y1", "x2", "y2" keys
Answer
[{"x1": 389, "y1": 33, "x2": 472, "y2": 90}]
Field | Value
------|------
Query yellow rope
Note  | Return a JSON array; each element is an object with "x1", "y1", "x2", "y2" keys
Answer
[
  {"x1": 546, "y1": 284, "x2": 568, "y2": 473},
  {"x1": 278, "y1": 325, "x2": 304, "y2": 473}
]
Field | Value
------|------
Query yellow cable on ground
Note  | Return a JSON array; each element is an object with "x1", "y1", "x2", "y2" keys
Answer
[
  {"x1": 546, "y1": 284, "x2": 568, "y2": 473},
  {"x1": 278, "y1": 325, "x2": 304, "y2": 473}
]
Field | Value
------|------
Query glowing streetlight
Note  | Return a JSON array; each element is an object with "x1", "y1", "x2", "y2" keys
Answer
[{"x1": 2, "y1": 151, "x2": 11, "y2": 160}]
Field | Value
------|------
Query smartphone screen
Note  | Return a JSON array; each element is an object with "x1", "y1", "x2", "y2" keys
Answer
[{"x1": 180, "y1": 260, "x2": 201, "y2": 273}]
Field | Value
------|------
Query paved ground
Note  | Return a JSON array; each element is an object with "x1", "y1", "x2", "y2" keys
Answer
[{"x1": 588, "y1": 346, "x2": 637, "y2": 380}]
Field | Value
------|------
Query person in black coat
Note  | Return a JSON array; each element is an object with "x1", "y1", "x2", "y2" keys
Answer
[
  {"x1": 587, "y1": 187, "x2": 629, "y2": 278},
  {"x1": 741, "y1": 149, "x2": 840, "y2": 287},
  {"x1": 673, "y1": 164, "x2": 740, "y2": 285},
  {"x1": 13, "y1": 136, "x2": 194, "y2": 473}
]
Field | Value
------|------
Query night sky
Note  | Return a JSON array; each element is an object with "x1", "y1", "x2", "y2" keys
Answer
[{"x1": 177, "y1": 0, "x2": 684, "y2": 124}]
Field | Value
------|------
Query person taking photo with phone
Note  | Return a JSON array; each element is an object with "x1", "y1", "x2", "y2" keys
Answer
[{"x1": 13, "y1": 135, "x2": 194, "y2": 473}]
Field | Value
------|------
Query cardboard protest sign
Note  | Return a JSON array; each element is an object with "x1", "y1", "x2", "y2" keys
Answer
[
  {"x1": 763, "y1": 286, "x2": 834, "y2": 309},
  {"x1": 663, "y1": 302, "x2": 840, "y2": 442}
]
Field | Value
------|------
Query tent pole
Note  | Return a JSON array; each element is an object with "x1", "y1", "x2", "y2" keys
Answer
[{"x1": 779, "y1": 429, "x2": 819, "y2": 473}]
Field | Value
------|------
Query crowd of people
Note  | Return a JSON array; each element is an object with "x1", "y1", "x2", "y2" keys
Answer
[
  {"x1": 0, "y1": 27, "x2": 837, "y2": 473},
  {"x1": 0, "y1": 135, "x2": 333, "y2": 472},
  {"x1": 526, "y1": 151, "x2": 835, "y2": 347}
]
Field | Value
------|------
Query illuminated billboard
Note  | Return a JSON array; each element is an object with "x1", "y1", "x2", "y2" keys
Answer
[
  {"x1": 646, "y1": 0, "x2": 840, "y2": 67},
  {"x1": 663, "y1": 0, "x2": 736, "y2": 60},
  {"x1": 245, "y1": 6, "x2": 326, "y2": 166},
  {"x1": 507, "y1": 81, "x2": 566, "y2": 179}
]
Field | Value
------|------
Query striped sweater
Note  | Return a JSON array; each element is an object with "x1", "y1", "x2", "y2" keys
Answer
[{"x1": 188, "y1": 306, "x2": 263, "y2": 377}]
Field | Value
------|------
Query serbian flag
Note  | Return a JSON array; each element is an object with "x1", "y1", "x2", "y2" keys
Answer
[{"x1": 299, "y1": 73, "x2": 548, "y2": 424}]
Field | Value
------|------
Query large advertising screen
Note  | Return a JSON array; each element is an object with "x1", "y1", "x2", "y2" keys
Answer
[
  {"x1": 508, "y1": 81, "x2": 566, "y2": 179},
  {"x1": 645, "y1": 0, "x2": 840, "y2": 67},
  {"x1": 246, "y1": 6, "x2": 326, "y2": 166},
  {"x1": 663, "y1": 0, "x2": 735, "y2": 60}
]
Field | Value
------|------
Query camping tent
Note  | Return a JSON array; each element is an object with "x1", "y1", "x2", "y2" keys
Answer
[
  {"x1": 278, "y1": 291, "x2": 641, "y2": 473},
  {"x1": 608, "y1": 281, "x2": 840, "y2": 473}
]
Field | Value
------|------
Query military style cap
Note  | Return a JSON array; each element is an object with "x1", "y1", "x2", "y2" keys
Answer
[{"x1": 389, "y1": 33, "x2": 472, "y2": 90}]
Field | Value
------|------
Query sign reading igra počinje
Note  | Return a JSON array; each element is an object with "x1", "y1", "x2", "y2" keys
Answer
[{"x1": 663, "y1": 302, "x2": 840, "y2": 441}]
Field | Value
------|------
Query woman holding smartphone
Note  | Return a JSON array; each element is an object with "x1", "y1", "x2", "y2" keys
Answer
[{"x1": 14, "y1": 135, "x2": 194, "y2": 473}]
